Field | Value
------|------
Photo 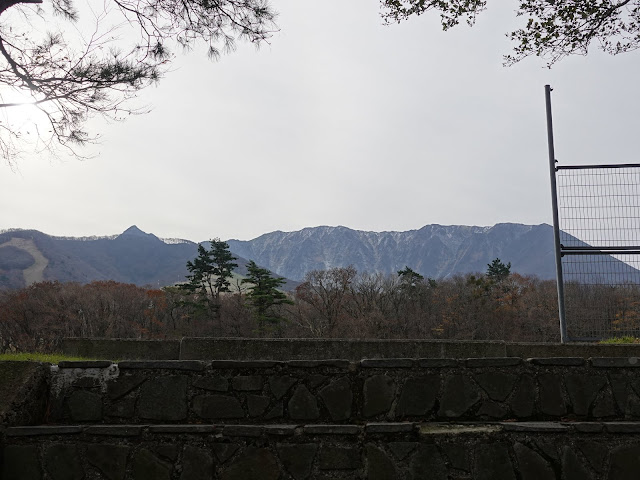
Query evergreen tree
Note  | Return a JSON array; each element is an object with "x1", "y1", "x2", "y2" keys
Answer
[
  {"x1": 180, "y1": 239, "x2": 237, "y2": 321},
  {"x1": 486, "y1": 258, "x2": 511, "y2": 282},
  {"x1": 242, "y1": 260, "x2": 293, "y2": 334}
]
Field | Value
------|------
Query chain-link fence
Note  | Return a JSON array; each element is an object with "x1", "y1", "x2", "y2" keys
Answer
[{"x1": 555, "y1": 164, "x2": 640, "y2": 340}]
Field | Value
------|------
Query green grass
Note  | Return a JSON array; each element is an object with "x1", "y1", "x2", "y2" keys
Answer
[
  {"x1": 600, "y1": 336, "x2": 640, "y2": 344},
  {"x1": 0, "y1": 352, "x2": 101, "y2": 363}
]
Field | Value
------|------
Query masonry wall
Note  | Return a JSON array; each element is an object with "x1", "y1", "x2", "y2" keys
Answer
[
  {"x1": 48, "y1": 357, "x2": 640, "y2": 425},
  {"x1": 5, "y1": 421, "x2": 640, "y2": 479}
]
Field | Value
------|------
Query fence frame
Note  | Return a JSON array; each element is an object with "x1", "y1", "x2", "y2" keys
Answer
[{"x1": 545, "y1": 85, "x2": 640, "y2": 342}]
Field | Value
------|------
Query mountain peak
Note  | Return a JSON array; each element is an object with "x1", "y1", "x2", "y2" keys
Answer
[
  {"x1": 121, "y1": 225, "x2": 147, "y2": 236},
  {"x1": 118, "y1": 225, "x2": 160, "y2": 241}
]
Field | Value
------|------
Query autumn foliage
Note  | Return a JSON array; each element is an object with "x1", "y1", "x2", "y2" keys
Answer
[{"x1": 1, "y1": 266, "x2": 637, "y2": 352}]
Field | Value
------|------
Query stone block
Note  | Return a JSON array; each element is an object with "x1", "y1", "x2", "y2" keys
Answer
[
  {"x1": 268, "y1": 375, "x2": 297, "y2": 399},
  {"x1": 87, "y1": 443, "x2": 130, "y2": 480},
  {"x1": 438, "y1": 375, "x2": 480, "y2": 418},
  {"x1": 107, "y1": 374, "x2": 146, "y2": 400},
  {"x1": 562, "y1": 446, "x2": 593, "y2": 480},
  {"x1": 318, "y1": 376, "x2": 353, "y2": 421},
  {"x1": 307, "y1": 375, "x2": 328, "y2": 388},
  {"x1": 591, "y1": 357, "x2": 640, "y2": 368},
  {"x1": 149, "y1": 425, "x2": 220, "y2": 433},
  {"x1": 441, "y1": 444, "x2": 469, "y2": 472},
  {"x1": 509, "y1": 374, "x2": 536, "y2": 418},
  {"x1": 361, "y1": 359, "x2": 414, "y2": 368},
  {"x1": 84, "y1": 425, "x2": 142, "y2": 436},
  {"x1": 180, "y1": 445, "x2": 214, "y2": 480},
  {"x1": 247, "y1": 395, "x2": 271, "y2": 417},
  {"x1": 605, "y1": 422, "x2": 640, "y2": 433},
  {"x1": 477, "y1": 400, "x2": 509, "y2": 419},
  {"x1": 363, "y1": 375, "x2": 396, "y2": 417},
  {"x1": 119, "y1": 360, "x2": 205, "y2": 371},
  {"x1": 366, "y1": 422, "x2": 415, "y2": 433},
  {"x1": 265, "y1": 402, "x2": 283, "y2": 419},
  {"x1": 395, "y1": 375, "x2": 439, "y2": 417},
  {"x1": 513, "y1": 442, "x2": 554, "y2": 480},
  {"x1": 565, "y1": 374, "x2": 607, "y2": 416},
  {"x1": 58, "y1": 360, "x2": 113, "y2": 368},
  {"x1": 318, "y1": 446, "x2": 362, "y2": 470},
  {"x1": 578, "y1": 441, "x2": 608, "y2": 474},
  {"x1": 132, "y1": 448, "x2": 172, "y2": 480},
  {"x1": 304, "y1": 425, "x2": 362, "y2": 435},
  {"x1": 263, "y1": 425, "x2": 298, "y2": 436},
  {"x1": 608, "y1": 444, "x2": 640, "y2": 480},
  {"x1": 538, "y1": 374, "x2": 566, "y2": 417},
  {"x1": 288, "y1": 385, "x2": 319, "y2": 420},
  {"x1": 417, "y1": 358, "x2": 458, "y2": 368},
  {"x1": 192, "y1": 375, "x2": 229, "y2": 392},
  {"x1": 5, "y1": 426, "x2": 82, "y2": 436},
  {"x1": 410, "y1": 444, "x2": 447, "y2": 480},
  {"x1": 465, "y1": 357, "x2": 522, "y2": 368},
  {"x1": 109, "y1": 396, "x2": 137, "y2": 418},
  {"x1": 502, "y1": 422, "x2": 568, "y2": 432},
  {"x1": 288, "y1": 360, "x2": 351, "y2": 368},
  {"x1": 210, "y1": 360, "x2": 280, "y2": 368},
  {"x1": 2, "y1": 445, "x2": 42, "y2": 480},
  {"x1": 223, "y1": 425, "x2": 264, "y2": 437},
  {"x1": 592, "y1": 389, "x2": 617, "y2": 418},
  {"x1": 277, "y1": 443, "x2": 318, "y2": 480},
  {"x1": 365, "y1": 443, "x2": 398, "y2": 480},
  {"x1": 527, "y1": 357, "x2": 585, "y2": 366},
  {"x1": 220, "y1": 446, "x2": 279, "y2": 480},
  {"x1": 474, "y1": 443, "x2": 515, "y2": 480},
  {"x1": 44, "y1": 444, "x2": 84, "y2": 480},
  {"x1": 193, "y1": 394, "x2": 244, "y2": 419},
  {"x1": 388, "y1": 442, "x2": 417, "y2": 461},
  {"x1": 212, "y1": 443, "x2": 240, "y2": 464},
  {"x1": 474, "y1": 372, "x2": 518, "y2": 402},
  {"x1": 573, "y1": 423, "x2": 604, "y2": 433},
  {"x1": 67, "y1": 389, "x2": 103, "y2": 422},
  {"x1": 232, "y1": 375, "x2": 263, "y2": 391},
  {"x1": 138, "y1": 375, "x2": 188, "y2": 421}
]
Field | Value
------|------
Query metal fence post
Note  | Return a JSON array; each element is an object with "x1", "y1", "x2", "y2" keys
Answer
[{"x1": 545, "y1": 84, "x2": 568, "y2": 343}]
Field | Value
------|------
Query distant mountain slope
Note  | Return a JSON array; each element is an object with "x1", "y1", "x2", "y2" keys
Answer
[
  {"x1": 0, "y1": 227, "x2": 261, "y2": 290},
  {"x1": 227, "y1": 223, "x2": 559, "y2": 281},
  {"x1": 3, "y1": 223, "x2": 637, "y2": 290}
]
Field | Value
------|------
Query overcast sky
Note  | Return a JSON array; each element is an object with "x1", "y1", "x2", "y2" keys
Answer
[{"x1": 2, "y1": 1, "x2": 639, "y2": 242}]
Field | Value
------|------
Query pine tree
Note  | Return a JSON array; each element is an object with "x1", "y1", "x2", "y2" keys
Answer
[
  {"x1": 242, "y1": 260, "x2": 293, "y2": 335},
  {"x1": 180, "y1": 239, "x2": 237, "y2": 321}
]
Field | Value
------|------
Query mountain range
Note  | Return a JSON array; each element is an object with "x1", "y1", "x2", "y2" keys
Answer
[{"x1": 0, "y1": 222, "x2": 626, "y2": 290}]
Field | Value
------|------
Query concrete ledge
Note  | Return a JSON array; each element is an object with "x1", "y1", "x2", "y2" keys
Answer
[
  {"x1": 179, "y1": 338, "x2": 507, "y2": 361},
  {"x1": 60, "y1": 337, "x2": 640, "y2": 361},
  {"x1": 61, "y1": 338, "x2": 180, "y2": 360}
]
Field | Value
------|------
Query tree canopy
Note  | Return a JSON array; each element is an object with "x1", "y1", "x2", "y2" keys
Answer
[
  {"x1": 0, "y1": 0, "x2": 276, "y2": 163},
  {"x1": 380, "y1": 0, "x2": 640, "y2": 66}
]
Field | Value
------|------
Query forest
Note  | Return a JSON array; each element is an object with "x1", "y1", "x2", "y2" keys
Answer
[{"x1": 2, "y1": 248, "x2": 640, "y2": 352}]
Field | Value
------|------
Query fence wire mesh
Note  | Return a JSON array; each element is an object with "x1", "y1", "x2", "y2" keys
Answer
[{"x1": 556, "y1": 165, "x2": 640, "y2": 340}]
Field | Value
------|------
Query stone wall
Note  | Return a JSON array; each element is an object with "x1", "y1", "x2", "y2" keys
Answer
[
  {"x1": 7, "y1": 353, "x2": 640, "y2": 478},
  {"x1": 5, "y1": 421, "x2": 640, "y2": 479},
  {"x1": 48, "y1": 357, "x2": 640, "y2": 425}
]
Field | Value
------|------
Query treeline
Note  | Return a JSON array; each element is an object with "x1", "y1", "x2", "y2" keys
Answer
[{"x1": 0, "y1": 264, "x2": 566, "y2": 352}]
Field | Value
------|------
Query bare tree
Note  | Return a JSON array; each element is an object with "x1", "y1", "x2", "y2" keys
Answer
[{"x1": 0, "y1": 0, "x2": 276, "y2": 164}]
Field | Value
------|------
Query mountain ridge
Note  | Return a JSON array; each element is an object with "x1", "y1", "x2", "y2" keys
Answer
[{"x1": 1, "y1": 222, "x2": 629, "y2": 289}]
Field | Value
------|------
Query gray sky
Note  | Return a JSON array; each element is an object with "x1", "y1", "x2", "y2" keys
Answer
[{"x1": 2, "y1": 1, "x2": 639, "y2": 242}]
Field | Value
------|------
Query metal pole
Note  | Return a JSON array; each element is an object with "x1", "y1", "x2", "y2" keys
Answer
[{"x1": 545, "y1": 84, "x2": 568, "y2": 343}]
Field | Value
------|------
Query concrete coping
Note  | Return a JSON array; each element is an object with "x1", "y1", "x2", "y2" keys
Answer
[{"x1": 9, "y1": 422, "x2": 640, "y2": 437}]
